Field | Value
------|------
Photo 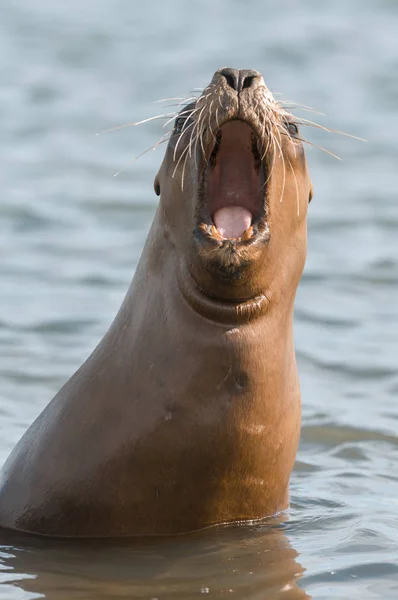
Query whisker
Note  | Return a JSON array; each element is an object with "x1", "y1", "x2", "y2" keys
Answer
[
  {"x1": 155, "y1": 96, "x2": 198, "y2": 104},
  {"x1": 188, "y1": 120, "x2": 198, "y2": 163},
  {"x1": 275, "y1": 121, "x2": 296, "y2": 158},
  {"x1": 172, "y1": 142, "x2": 191, "y2": 179},
  {"x1": 97, "y1": 113, "x2": 177, "y2": 135},
  {"x1": 193, "y1": 123, "x2": 202, "y2": 168},
  {"x1": 208, "y1": 100, "x2": 217, "y2": 143},
  {"x1": 261, "y1": 117, "x2": 268, "y2": 162},
  {"x1": 273, "y1": 127, "x2": 286, "y2": 203},
  {"x1": 261, "y1": 134, "x2": 277, "y2": 192},
  {"x1": 301, "y1": 139, "x2": 341, "y2": 160},
  {"x1": 274, "y1": 94, "x2": 322, "y2": 114},
  {"x1": 135, "y1": 133, "x2": 171, "y2": 160},
  {"x1": 286, "y1": 155, "x2": 300, "y2": 216},
  {"x1": 293, "y1": 117, "x2": 366, "y2": 142},
  {"x1": 198, "y1": 116, "x2": 208, "y2": 162},
  {"x1": 162, "y1": 105, "x2": 201, "y2": 130},
  {"x1": 172, "y1": 105, "x2": 204, "y2": 162},
  {"x1": 181, "y1": 142, "x2": 191, "y2": 191},
  {"x1": 159, "y1": 102, "x2": 200, "y2": 110},
  {"x1": 280, "y1": 105, "x2": 324, "y2": 116},
  {"x1": 110, "y1": 78, "x2": 355, "y2": 190},
  {"x1": 113, "y1": 158, "x2": 136, "y2": 177},
  {"x1": 173, "y1": 120, "x2": 195, "y2": 161},
  {"x1": 215, "y1": 107, "x2": 220, "y2": 130},
  {"x1": 113, "y1": 130, "x2": 173, "y2": 177},
  {"x1": 281, "y1": 131, "x2": 342, "y2": 160},
  {"x1": 194, "y1": 103, "x2": 208, "y2": 160},
  {"x1": 199, "y1": 92, "x2": 213, "y2": 102},
  {"x1": 259, "y1": 132, "x2": 275, "y2": 193}
]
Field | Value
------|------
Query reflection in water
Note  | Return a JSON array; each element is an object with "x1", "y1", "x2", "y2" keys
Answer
[
  {"x1": 0, "y1": 522, "x2": 310, "y2": 599},
  {"x1": 1, "y1": 0, "x2": 398, "y2": 597}
]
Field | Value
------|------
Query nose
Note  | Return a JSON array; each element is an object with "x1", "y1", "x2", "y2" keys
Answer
[{"x1": 218, "y1": 67, "x2": 262, "y2": 93}]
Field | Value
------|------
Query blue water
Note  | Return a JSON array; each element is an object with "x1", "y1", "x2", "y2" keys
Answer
[{"x1": 1, "y1": 0, "x2": 398, "y2": 598}]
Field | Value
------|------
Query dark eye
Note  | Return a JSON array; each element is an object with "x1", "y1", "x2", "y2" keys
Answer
[
  {"x1": 175, "y1": 116, "x2": 186, "y2": 135},
  {"x1": 285, "y1": 121, "x2": 299, "y2": 137},
  {"x1": 174, "y1": 102, "x2": 196, "y2": 136}
]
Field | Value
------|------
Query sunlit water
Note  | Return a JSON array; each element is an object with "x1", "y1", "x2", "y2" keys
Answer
[{"x1": 1, "y1": 0, "x2": 397, "y2": 598}]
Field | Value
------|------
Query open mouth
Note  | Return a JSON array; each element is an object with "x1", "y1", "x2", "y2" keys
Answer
[{"x1": 197, "y1": 120, "x2": 268, "y2": 244}]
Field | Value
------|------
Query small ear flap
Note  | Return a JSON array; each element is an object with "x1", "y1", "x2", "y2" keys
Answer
[
  {"x1": 309, "y1": 183, "x2": 314, "y2": 203},
  {"x1": 154, "y1": 175, "x2": 160, "y2": 196}
]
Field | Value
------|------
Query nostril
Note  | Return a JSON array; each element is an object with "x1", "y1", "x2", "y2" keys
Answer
[
  {"x1": 225, "y1": 74, "x2": 236, "y2": 90},
  {"x1": 239, "y1": 70, "x2": 261, "y2": 92},
  {"x1": 218, "y1": 68, "x2": 261, "y2": 93},
  {"x1": 242, "y1": 75, "x2": 256, "y2": 90},
  {"x1": 219, "y1": 68, "x2": 240, "y2": 92}
]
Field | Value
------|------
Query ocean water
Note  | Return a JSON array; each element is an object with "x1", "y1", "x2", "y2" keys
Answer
[{"x1": 1, "y1": 0, "x2": 397, "y2": 598}]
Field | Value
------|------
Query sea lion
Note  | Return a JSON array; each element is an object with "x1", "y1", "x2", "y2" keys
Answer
[{"x1": 0, "y1": 67, "x2": 313, "y2": 537}]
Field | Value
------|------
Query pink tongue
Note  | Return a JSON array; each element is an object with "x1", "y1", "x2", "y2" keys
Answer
[{"x1": 213, "y1": 206, "x2": 252, "y2": 239}]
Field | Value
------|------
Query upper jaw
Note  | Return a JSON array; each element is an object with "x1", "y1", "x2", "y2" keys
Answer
[{"x1": 194, "y1": 117, "x2": 271, "y2": 251}]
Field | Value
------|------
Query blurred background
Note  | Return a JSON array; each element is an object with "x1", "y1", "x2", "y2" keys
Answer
[{"x1": 0, "y1": 0, "x2": 397, "y2": 598}]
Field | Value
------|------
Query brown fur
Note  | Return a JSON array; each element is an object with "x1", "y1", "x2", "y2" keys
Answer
[{"x1": 0, "y1": 68, "x2": 313, "y2": 537}]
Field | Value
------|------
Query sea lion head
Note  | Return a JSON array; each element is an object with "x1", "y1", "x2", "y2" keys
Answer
[{"x1": 154, "y1": 67, "x2": 313, "y2": 319}]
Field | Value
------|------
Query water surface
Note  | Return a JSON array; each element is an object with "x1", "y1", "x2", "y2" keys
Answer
[{"x1": 1, "y1": 0, "x2": 397, "y2": 598}]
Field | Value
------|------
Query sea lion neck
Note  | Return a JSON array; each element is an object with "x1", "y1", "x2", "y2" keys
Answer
[{"x1": 176, "y1": 259, "x2": 270, "y2": 326}]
